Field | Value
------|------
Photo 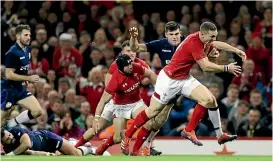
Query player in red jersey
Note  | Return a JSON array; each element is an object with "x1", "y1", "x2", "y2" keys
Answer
[
  {"x1": 120, "y1": 21, "x2": 247, "y2": 154},
  {"x1": 75, "y1": 41, "x2": 162, "y2": 155},
  {"x1": 92, "y1": 54, "x2": 157, "y2": 155}
]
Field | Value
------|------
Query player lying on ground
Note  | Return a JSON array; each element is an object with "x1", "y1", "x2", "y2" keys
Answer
[
  {"x1": 120, "y1": 21, "x2": 246, "y2": 154},
  {"x1": 1, "y1": 127, "x2": 103, "y2": 156},
  {"x1": 1, "y1": 24, "x2": 43, "y2": 127},
  {"x1": 129, "y1": 21, "x2": 239, "y2": 147},
  {"x1": 92, "y1": 54, "x2": 162, "y2": 156},
  {"x1": 75, "y1": 41, "x2": 162, "y2": 156}
]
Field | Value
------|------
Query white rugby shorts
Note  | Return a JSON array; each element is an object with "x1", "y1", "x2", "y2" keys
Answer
[{"x1": 153, "y1": 70, "x2": 201, "y2": 104}]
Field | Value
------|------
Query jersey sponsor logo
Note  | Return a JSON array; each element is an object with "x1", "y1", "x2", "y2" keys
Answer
[
  {"x1": 20, "y1": 56, "x2": 25, "y2": 60},
  {"x1": 162, "y1": 49, "x2": 172, "y2": 52},
  {"x1": 5, "y1": 102, "x2": 12, "y2": 108},
  {"x1": 20, "y1": 64, "x2": 29, "y2": 71},
  {"x1": 124, "y1": 82, "x2": 140, "y2": 93}
]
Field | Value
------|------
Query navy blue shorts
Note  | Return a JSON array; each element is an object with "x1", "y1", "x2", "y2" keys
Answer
[
  {"x1": 44, "y1": 131, "x2": 63, "y2": 152},
  {"x1": 1, "y1": 86, "x2": 32, "y2": 111}
]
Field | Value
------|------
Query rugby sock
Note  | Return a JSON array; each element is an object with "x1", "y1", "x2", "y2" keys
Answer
[
  {"x1": 105, "y1": 136, "x2": 115, "y2": 147},
  {"x1": 185, "y1": 104, "x2": 207, "y2": 132},
  {"x1": 75, "y1": 136, "x2": 88, "y2": 148},
  {"x1": 133, "y1": 127, "x2": 151, "y2": 152},
  {"x1": 208, "y1": 108, "x2": 223, "y2": 138},
  {"x1": 7, "y1": 110, "x2": 33, "y2": 127},
  {"x1": 97, "y1": 136, "x2": 115, "y2": 154},
  {"x1": 78, "y1": 146, "x2": 93, "y2": 155},
  {"x1": 125, "y1": 110, "x2": 149, "y2": 138},
  {"x1": 144, "y1": 130, "x2": 159, "y2": 147}
]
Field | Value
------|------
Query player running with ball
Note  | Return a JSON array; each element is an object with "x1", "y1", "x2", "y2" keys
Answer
[{"x1": 121, "y1": 21, "x2": 246, "y2": 154}]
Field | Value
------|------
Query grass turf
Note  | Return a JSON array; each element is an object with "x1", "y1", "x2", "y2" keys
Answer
[{"x1": 1, "y1": 155, "x2": 272, "y2": 161}]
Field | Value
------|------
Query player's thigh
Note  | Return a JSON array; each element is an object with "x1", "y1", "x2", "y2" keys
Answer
[
  {"x1": 154, "y1": 104, "x2": 173, "y2": 123},
  {"x1": 131, "y1": 100, "x2": 147, "y2": 119},
  {"x1": 60, "y1": 138, "x2": 82, "y2": 155},
  {"x1": 153, "y1": 70, "x2": 182, "y2": 105},
  {"x1": 188, "y1": 84, "x2": 216, "y2": 108},
  {"x1": 145, "y1": 97, "x2": 166, "y2": 118},
  {"x1": 17, "y1": 95, "x2": 43, "y2": 113}
]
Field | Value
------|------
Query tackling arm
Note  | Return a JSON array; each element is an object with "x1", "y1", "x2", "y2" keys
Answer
[
  {"x1": 130, "y1": 37, "x2": 147, "y2": 52},
  {"x1": 143, "y1": 68, "x2": 157, "y2": 86}
]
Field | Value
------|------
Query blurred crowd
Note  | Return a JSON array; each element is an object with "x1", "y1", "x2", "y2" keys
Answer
[{"x1": 1, "y1": 1, "x2": 272, "y2": 138}]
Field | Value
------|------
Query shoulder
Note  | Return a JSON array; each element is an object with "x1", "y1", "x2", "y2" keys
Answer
[
  {"x1": 135, "y1": 58, "x2": 149, "y2": 68},
  {"x1": 133, "y1": 63, "x2": 145, "y2": 73},
  {"x1": 108, "y1": 61, "x2": 118, "y2": 74},
  {"x1": 146, "y1": 38, "x2": 166, "y2": 45}
]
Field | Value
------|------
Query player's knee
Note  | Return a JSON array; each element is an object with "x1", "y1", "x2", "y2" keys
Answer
[
  {"x1": 200, "y1": 96, "x2": 215, "y2": 108},
  {"x1": 31, "y1": 108, "x2": 43, "y2": 118},
  {"x1": 113, "y1": 134, "x2": 121, "y2": 143}
]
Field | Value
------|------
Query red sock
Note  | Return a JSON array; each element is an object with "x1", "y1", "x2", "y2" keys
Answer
[
  {"x1": 125, "y1": 110, "x2": 149, "y2": 138},
  {"x1": 75, "y1": 136, "x2": 87, "y2": 148},
  {"x1": 105, "y1": 136, "x2": 115, "y2": 147},
  {"x1": 185, "y1": 104, "x2": 207, "y2": 132},
  {"x1": 133, "y1": 127, "x2": 151, "y2": 152}
]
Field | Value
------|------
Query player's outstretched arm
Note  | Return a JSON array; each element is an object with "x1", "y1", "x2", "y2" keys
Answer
[
  {"x1": 129, "y1": 27, "x2": 147, "y2": 52},
  {"x1": 5, "y1": 68, "x2": 40, "y2": 83},
  {"x1": 24, "y1": 150, "x2": 55, "y2": 156},
  {"x1": 143, "y1": 68, "x2": 157, "y2": 86},
  {"x1": 197, "y1": 57, "x2": 242, "y2": 76},
  {"x1": 94, "y1": 91, "x2": 113, "y2": 133},
  {"x1": 212, "y1": 41, "x2": 247, "y2": 61},
  {"x1": 6, "y1": 134, "x2": 31, "y2": 155}
]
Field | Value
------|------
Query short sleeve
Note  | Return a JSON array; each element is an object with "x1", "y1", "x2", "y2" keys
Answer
[
  {"x1": 108, "y1": 62, "x2": 117, "y2": 75},
  {"x1": 105, "y1": 76, "x2": 119, "y2": 95},
  {"x1": 5, "y1": 52, "x2": 19, "y2": 69},
  {"x1": 134, "y1": 63, "x2": 145, "y2": 75},
  {"x1": 192, "y1": 43, "x2": 206, "y2": 61},
  {"x1": 145, "y1": 40, "x2": 161, "y2": 53}
]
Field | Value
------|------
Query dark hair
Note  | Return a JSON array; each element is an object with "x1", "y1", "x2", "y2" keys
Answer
[
  {"x1": 200, "y1": 21, "x2": 217, "y2": 32},
  {"x1": 15, "y1": 24, "x2": 31, "y2": 35},
  {"x1": 165, "y1": 21, "x2": 180, "y2": 32},
  {"x1": 121, "y1": 40, "x2": 130, "y2": 49}
]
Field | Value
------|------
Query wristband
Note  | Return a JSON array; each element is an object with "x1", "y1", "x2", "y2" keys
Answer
[
  {"x1": 223, "y1": 65, "x2": 228, "y2": 72},
  {"x1": 6, "y1": 151, "x2": 15, "y2": 156},
  {"x1": 95, "y1": 115, "x2": 101, "y2": 118}
]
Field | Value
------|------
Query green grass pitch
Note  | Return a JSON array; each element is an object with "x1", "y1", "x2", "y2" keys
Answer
[{"x1": 1, "y1": 155, "x2": 272, "y2": 161}]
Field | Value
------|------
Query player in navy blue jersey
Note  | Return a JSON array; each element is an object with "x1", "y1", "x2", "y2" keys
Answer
[
  {"x1": 1, "y1": 24, "x2": 43, "y2": 127},
  {"x1": 1, "y1": 128, "x2": 106, "y2": 156}
]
